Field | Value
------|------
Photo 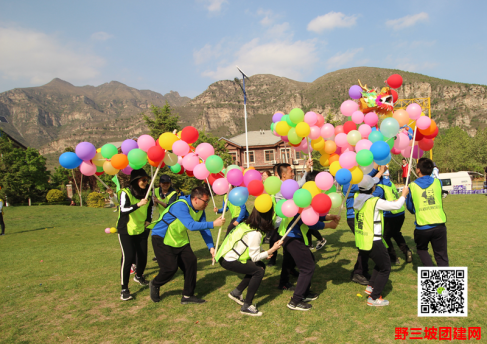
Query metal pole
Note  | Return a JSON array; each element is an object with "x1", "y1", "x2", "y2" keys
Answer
[{"x1": 243, "y1": 76, "x2": 249, "y2": 169}]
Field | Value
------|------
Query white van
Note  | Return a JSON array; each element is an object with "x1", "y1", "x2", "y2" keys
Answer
[{"x1": 438, "y1": 171, "x2": 472, "y2": 193}]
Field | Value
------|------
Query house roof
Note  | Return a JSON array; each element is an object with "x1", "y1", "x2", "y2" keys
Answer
[
  {"x1": 0, "y1": 123, "x2": 28, "y2": 149},
  {"x1": 221, "y1": 130, "x2": 281, "y2": 147}
]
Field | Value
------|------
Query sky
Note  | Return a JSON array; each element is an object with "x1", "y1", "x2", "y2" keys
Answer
[{"x1": 0, "y1": 0, "x2": 486, "y2": 98}]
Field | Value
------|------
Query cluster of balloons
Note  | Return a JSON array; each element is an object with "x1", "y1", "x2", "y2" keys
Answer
[{"x1": 104, "y1": 227, "x2": 117, "y2": 234}]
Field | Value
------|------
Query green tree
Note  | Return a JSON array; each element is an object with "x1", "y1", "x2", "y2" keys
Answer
[
  {"x1": 142, "y1": 102, "x2": 181, "y2": 139},
  {"x1": 51, "y1": 166, "x2": 70, "y2": 189}
]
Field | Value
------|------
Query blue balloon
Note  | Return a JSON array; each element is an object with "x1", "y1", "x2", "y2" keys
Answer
[
  {"x1": 228, "y1": 187, "x2": 249, "y2": 207},
  {"x1": 375, "y1": 153, "x2": 391, "y2": 165},
  {"x1": 335, "y1": 168, "x2": 352, "y2": 186},
  {"x1": 370, "y1": 141, "x2": 390, "y2": 161},
  {"x1": 59, "y1": 152, "x2": 82, "y2": 169}
]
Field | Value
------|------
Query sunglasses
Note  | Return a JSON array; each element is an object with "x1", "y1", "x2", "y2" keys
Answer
[{"x1": 198, "y1": 197, "x2": 210, "y2": 205}]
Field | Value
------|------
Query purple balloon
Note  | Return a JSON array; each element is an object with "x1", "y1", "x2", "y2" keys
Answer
[
  {"x1": 272, "y1": 112, "x2": 284, "y2": 123},
  {"x1": 281, "y1": 179, "x2": 299, "y2": 200},
  {"x1": 243, "y1": 170, "x2": 262, "y2": 187},
  {"x1": 121, "y1": 166, "x2": 133, "y2": 175},
  {"x1": 349, "y1": 85, "x2": 363, "y2": 100},
  {"x1": 75, "y1": 142, "x2": 96, "y2": 161},
  {"x1": 121, "y1": 139, "x2": 138, "y2": 155}
]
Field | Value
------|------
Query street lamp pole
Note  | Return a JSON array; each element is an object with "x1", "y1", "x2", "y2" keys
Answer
[{"x1": 236, "y1": 66, "x2": 250, "y2": 169}]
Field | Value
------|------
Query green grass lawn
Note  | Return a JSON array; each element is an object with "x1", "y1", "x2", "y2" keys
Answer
[{"x1": 1, "y1": 195, "x2": 486, "y2": 343}]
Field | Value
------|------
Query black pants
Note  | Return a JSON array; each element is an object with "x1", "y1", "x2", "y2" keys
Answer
[
  {"x1": 366, "y1": 240, "x2": 392, "y2": 299},
  {"x1": 383, "y1": 214, "x2": 410, "y2": 261},
  {"x1": 306, "y1": 229, "x2": 323, "y2": 246},
  {"x1": 118, "y1": 230, "x2": 149, "y2": 289},
  {"x1": 414, "y1": 224, "x2": 449, "y2": 267},
  {"x1": 347, "y1": 218, "x2": 370, "y2": 277},
  {"x1": 268, "y1": 229, "x2": 281, "y2": 265},
  {"x1": 280, "y1": 237, "x2": 315, "y2": 303},
  {"x1": 152, "y1": 235, "x2": 198, "y2": 296},
  {"x1": 0, "y1": 213, "x2": 5, "y2": 234},
  {"x1": 225, "y1": 217, "x2": 239, "y2": 237},
  {"x1": 220, "y1": 259, "x2": 266, "y2": 304},
  {"x1": 403, "y1": 177, "x2": 409, "y2": 185}
]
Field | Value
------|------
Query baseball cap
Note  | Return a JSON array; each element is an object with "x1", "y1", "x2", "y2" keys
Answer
[
  {"x1": 159, "y1": 174, "x2": 171, "y2": 183},
  {"x1": 358, "y1": 175, "x2": 380, "y2": 191}
]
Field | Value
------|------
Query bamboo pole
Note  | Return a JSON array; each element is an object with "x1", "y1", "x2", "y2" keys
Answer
[
  {"x1": 279, "y1": 214, "x2": 302, "y2": 242},
  {"x1": 336, "y1": 183, "x2": 352, "y2": 216},
  {"x1": 145, "y1": 160, "x2": 163, "y2": 199},
  {"x1": 212, "y1": 195, "x2": 229, "y2": 265},
  {"x1": 94, "y1": 174, "x2": 110, "y2": 189},
  {"x1": 405, "y1": 127, "x2": 418, "y2": 186},
  {"x1": 71, "y1": 170, "x2": 81, "y2": 206}
]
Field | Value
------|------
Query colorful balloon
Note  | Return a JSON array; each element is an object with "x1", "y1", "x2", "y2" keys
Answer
[
  {"x1": 254, "y1": 194, "x2": 273, "y2": 213},
  {"x1": 193, "y1": 163, "x2": 210, "y2": 180},
  {"x1": 59, "y1": 152, "x2": 82, "y2": 169},
  {"x1": 181, "y1": 126, "x2": 199, "y2": 144},
  {"x1": 264, "y1": 176, "x2": 282, "y2": 195},
  {"x1": 213, "y1": 178, "x2": 229, "y2": 195},
  {"x1": 76, "y1": 142, "x2": 96, "y2": 161},
  {"x1": 121, "y1": 139, "x2": 138, "y2": 155},
  {"x1": 315, "y1": 172, "x2": 334, "y2": 191},
  {"x1": 228, "y1": 187, "x2": 249, "y2": 207},
  {"x1": 137, "y1": 135, "x2": 156, "y2": 152},
  {"x1": 340, "y1": 100, "x2": 359, "y2": 117}
]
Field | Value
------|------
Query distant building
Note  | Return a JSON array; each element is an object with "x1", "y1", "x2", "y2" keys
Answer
[
  {"x1": 0, "y1": 126, "x2": 27, "y2": 150},
  {"x1": 219, "y1": 130, "x2": 308, "y2": 179}
]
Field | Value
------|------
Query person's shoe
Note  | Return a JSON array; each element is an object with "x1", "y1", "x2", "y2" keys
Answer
[
  {"x1": 406, "y1": 250, "x2": 413, "y2": 263},
  {"x1": 240, "y1": 304, "x2": 262, "y2": 316},
  {"x1": 394, "y1": 258, "x2": 401, "y2": 265},
  {"x1": 152, "y1": 257, "x2": 157, "y2": 262},
  {"x1": 181, "y1": 295, "x2": 206, "y2": 304},
  {"x1": 351, "y1": 274, "x2": 369, "y2": 285},
  {"x1": 287, "y1": 299, "x2": 312, "y2": 311},
  {"x1": 303, "y1": 292, "x2": 319, "y2": 302},
  {"x1": 228, "y1": 290, "x2": 244, "y2": 306},
  {"x1": 367, "y1": 296, "x2": 389, "y2": 307},
  {"x1": 315, "y1": 238, "x2": 327, "y2": 250},
  {"x1": 120, "y1": 289, "x2": 133, "y2": 301},
  {"x1": 277, "y1": 282, "x2": 295, "y2": 291},
  {"x1": 308, "y1": 245, "x2": 314, "y2": 251},
  {"x1": 288, "y1": 269, "x2": 300, "y2": 278},
  {"x1": 133, "y1": 274, "x2": 149, "y2": 286},
  {"x1": 365, "y1": 285, "x2": 373, "y2": 296},
  {"x1": 149, "y1": 280, "x2": 161, "y2": 303},
  {"x1": 130, "y1": 264, "x2": 136, "y2": 275}
]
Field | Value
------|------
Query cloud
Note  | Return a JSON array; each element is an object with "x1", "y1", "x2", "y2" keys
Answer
[
  {"x1": 91, "y1": 31, "x2": 113, "y2": 41},
  {"x1": 266, "y1": 22, "x2": 291, "y2": 38},
  {"x1": 193, "y1": 43, "x2": 222, "y2": 65},
  {"x1": 395, "y1": 60, "x2": 437, "y2": 72},
  {"x1": 326, "y1": 48, "x2": 363, "y2": 69},
  {"x1": 198, "y1": 0, "x2": 228, "y2": 13},
  {"x1": 257, "y1": 9, "x2": 275, "y2": 26},
  {"x1": 386, "y1": 12, "x2": 429, "y2": 30},
  {"x1": 307, "y1": 12, "x2": 357, "y2": 33},
  {"x1": 0, "y1": 25, "x2": 105, "y2": 85},
  {"x1": 200, "y1": 38, "x2": 318, "y2": 80}
]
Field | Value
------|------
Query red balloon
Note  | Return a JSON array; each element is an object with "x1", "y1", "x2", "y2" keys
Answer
[
  {"x1": 247, "y1": 180, "x2": 264, "y2": 196},
  {"x1": 418, "y1": 138, "x2": 434, "y2": 151},
  {"x1": 208, "y1": 172, "x2": 224, "y2": 185},
  {"x1": 414, "y1": 130, "x2": 424, "y2": 141},
  {"x1": 387, "y1": 74, "x2": 403, "y2": 89},
  {"x1": 177, "y1": 166, "x2": 185, "y2": 175},
  {"x1": 391, "y1": 147, "x2": 402, "y2": 155},
  {"x1": 181, "y1": 126, "x2": 199, "y2": 144},
  {"x1": 343, "y1": 121, "x2": 356, "y2": 134},
  {"x1": 148, "y1": 145, "x2": 165, "y2": 161},
  {"x1": 391, "y1": 89, "x2": 398, "y2": 103},
  {"x1": 315, "y1": 114, "x2": 325, "y2": 128},
  {"x1": 424, "y1": 126, "x2": 439, "y2": 139},
  {"x1": 95, "y1": 171, "x2": 104, "y2": 176},
  {"x1": 298, "y1": 207, "x2": 304, "y2": 214},
  {"x1": 289, "y1": 141, "x2": 301, "y2": 147},
  {"x1": 311, "y1": 194, "x2": 332, "y2": 214},
  {"x1": 186, "y1": 170, "x2": 194, "y2": 177}
]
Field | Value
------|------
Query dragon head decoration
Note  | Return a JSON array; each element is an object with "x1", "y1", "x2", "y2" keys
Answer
[{"x1": 358, "y1": 79, "x2": 394, "y2": 115}]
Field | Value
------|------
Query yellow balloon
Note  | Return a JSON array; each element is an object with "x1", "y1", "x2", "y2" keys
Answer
[
  {"x1": 303, "y1": 181, "x2": 321, "y2": 197},
  {"x1": 254, "y1": 194, "x2": 273, "y2": 213},
  {"x1": 275, "y1": 121, "x2": 291, "y2": 136},
  {"x1": 319, "y1": 154, "x2": 331, "y2": 167},
  {"x1": 96, "y1": 147, "x2": 102, "y2": 153},
  {"x1": 295, "y1": 122, "x2": 310, "y2": 137},
  {"x1": 159, "y1": 132, "x2": 180, "y2": 150},
  {"x1": 110, "y1": 227, "x2": 117, "y2": 234},
  {"x1": 350, "y1": 166, "x2": 364, "y2": 184},
  {"x1": 330, "y1": 161, "x2": 341, "y2": 176},
  {"x1": 103, "y1": 160, "x2": 119, "y2": 175},
  {"x1": 311, "y1": 137, "x2": 325, "y2": 151},
  {"x1": 177, "y1": 131, "x2": 182, "y2": 139},
  {"x1": 92, "y1": 152, "x2": 105, "y2": 167}
]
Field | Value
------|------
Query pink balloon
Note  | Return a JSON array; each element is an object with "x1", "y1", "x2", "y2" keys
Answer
[
  {"x1": 121, "y1": 166, "x2": 133, "y2": 175},
  {"x1": 105, "y1": 228, "x2": 111, "y2": 234},
  {"x1": 321, "y1": 123, "x2": 335, "y2": 139},
  {"x1": 178, "y1": 156, "x2": 183, "y2": 165},
  {"x1": 315, "y1": 172, "x2": 334, "y2": 191},
  {"x1": 391, "y1": 147, "x2": 402, "y2": 155},
  {"x1": 227, "y1": 168, "x2": 244, "y2": 186},
  {"x1": 302, "y1": 206, "x2": 319, "y2": 226},
  {"x1": 355, "y1": 139, "x2": 373, "y2": 152},
  {"x1": 335, "y1": 125, "x2": 344, "y2": 135},
  {"x1": 406, "y1": 103, "x2": 422, "y2": 120},
  {"x1": 304, "y1": 112, "x2": 317, "y2": 126},
  {"x1": 172, "y1": 140, "x2": 190, "y2": 156},
  {"x1": 281, "y1": 135, "x2": 289, "y2": 142},
  {"x1": 394, "y1": 133, "x2": 410, "y2": 150},
  {"x1": 309, "y1": 126, "x2": 321, "y2": 140},
  {"x1": 315, "y1": 114, "x2": 325, "y2": 127},
  {"x1": 339, "y1": 151, "x2": 357, "y2": 169},
  {"x1": 193, "y1": 163, "x2": 210, "y2": 180},
  {"x1": 282, "y1": 200, "x2": 299, "y2": 218},
  {"x1": 182, "y1": 153, "x2": 200, "y2": 171},
  {"x1": 244, "y1": 169, "x2": 262, "y2": 186},
  {"x1": 351, "y1": 111, "x2": 364, "y2": 124},
  {"x1": 342, "y1": 143, "x2": 355, "y2": 153},
  {"x1": 212, "y1": 178, "x2": 229, "y2": 195},
  {"x1": 416, "y1": 116, "x2": 431, "y2": 130},
  {"x1": 402, "y1": 145, "x2": 424, "y2": 159},
  {"x1": 195, "y1": 143, "x2": 215, "y2": 160},
  {"x1": 80, "y1": 161, "x2": 96, "y2": 176},
  {"x1": 299, "y1": 139, "x2": 312, "y2": 154},
  {"x1": 364, "y1": 112, "x2": 378, "y2": 127},
  {"x1": 358, "y1": 124, "x2": 372, "y2": 138},
  {"x1": 340, "y1": 100, "x2": 359, "y2": 117},
  {"x1": 335, "y1": 146, "x2": 342, "y2": 155},
  {"x1": 137, "y1": 135, "x2": 156, "y2": 152},
  {"x1": 335, "y1": 133, "x2": 348, "y2": 147}
]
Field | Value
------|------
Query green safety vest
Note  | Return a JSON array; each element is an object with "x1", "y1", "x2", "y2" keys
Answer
[
  {"x1": 154, "y1": 187, "x2": 177, "y2": 214},
  {"x1": 117, "y1": 188, "x2": 152, "y2": 236},
  {"x1": 224, "y1": 194, "x2": 241, "y2": 219},
  {"x1": 354, "y1": 196, "x2": 386, "y2": 251},
  {"x1": 377, "y1": 182, "x2": 405, "y2": 214},
  {"x1": 410, "y1": 179, "x2": 447, "y2": 226},
  {"x1": 215, "y1": 223, "x2": 263, "y2": 263},
  {"x1": 148, "y1": 199, "x2": 204, "y2": 247},
  {"x1": 278, "y1": 216, "x2": 309, "y2": 246},
  {"x1": 271, "y1": 195, "x2": 277, "y2": 226}
]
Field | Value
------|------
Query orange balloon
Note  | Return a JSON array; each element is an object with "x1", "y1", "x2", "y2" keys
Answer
[
  {"x1": 329, "y1": 153, "x2": 339, "y2": 164},
  {"x1": 419, "y1": 120, "x2": 437, "y2": 136},
  {"x1": 393, "y1": 109, "x2": 410, "y2": 127},
  {"x1": 111, "y1": 154, "x2": 129, "y2": 170},
  {"x1": 324, "y1": 140, "x2": 337, "y2": 154},
  {"x1": 148, "y1": 158, "x2": 162, "y2": 167}
]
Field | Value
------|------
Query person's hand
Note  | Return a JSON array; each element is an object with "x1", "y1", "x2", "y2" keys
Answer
[
  {"x1": 107, "y1": 188, "x2": 114, "y2": 196},
  {"x1": 270, "y1": 240, "x2": 282, "y2": 253},
  {"x1": 137, "y1": 198, "x2": 148, "y2": 207},
  {"x1": 306, "y1": 159, "x2": 313, "y2": 171},
  {"x1": 233, "y1": 221, "x2": 239, "y2": 226},
  {"x1": 210, "y1": 247, "x2": 215, "y2": 258},
  {"x1": 213, "y1": 207, "x2": 218, "y2": 213},
  {"x1": 374, "y1": 162, "x2": 379, "y2": 169},
  {"x1": 152, "y1": 196, "x2": 158, "y2": 204},
  {"x1": 213, "y1": 216, "x2": 226, "y2": 227},
  {"x1": 328, "y1": 214, "x2": 341, "y2": 223},
  {"x1": 327, "y1": 220, "x2": 338, "y2": 229},
  {"x1": 401, "y1": 185, "x2": 409, "y2": 198},
  {"x1": 266, "y1": 253, "x2": 274, "y2": 259}
]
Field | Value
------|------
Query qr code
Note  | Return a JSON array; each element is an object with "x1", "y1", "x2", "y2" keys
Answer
[{"x1": 418, "y1": 267, "x2": 468, "y2": 317}]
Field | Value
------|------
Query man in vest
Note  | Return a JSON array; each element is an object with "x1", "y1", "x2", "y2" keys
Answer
[
  {"x1": 0, "y1": 192, "x2": 5, "y2": 236},
  {"x1": 353, "y1": 175, "x2": 409, "y2": 306},
  {"x1": 406, "y1": 158, "x2": 448, "y2": 267},
  {"x1": 153, "y1": 175, "x2": 179, "y2": 214},
  {"x1": 149, "y1": 186, "x2": 226, "y2": 304}
]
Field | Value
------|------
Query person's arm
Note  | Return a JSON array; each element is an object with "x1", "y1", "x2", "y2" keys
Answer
[
  {"x1": 171, "y1": 203, "x2": 214, "y2": 231},
  {"x1": 246, "y1": 232, "x2": 269, "y2": 262},
  {"x1": 377, "y1": 187, "x2": 409, "y2": 211},
  {"x1": 373, "y1": 186, "x2": 385, "y2": 198},
  {"x1": 297, "y1": 172, "x2": 308, "y2": 188},
  {"x1": 120, "y1": 191, "x2": 141, "y2": 214},
  {"x1": 235, "y1": 205, "x2": 247, "y2": 224},
  {"x1": 197, "y1": 211, "x2": 215, "y2": 250},
  {"x1": 406, "y1": 192, "x2": 414, "y2": 214}
]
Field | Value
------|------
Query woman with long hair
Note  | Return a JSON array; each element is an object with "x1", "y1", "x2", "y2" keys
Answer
[{"x1": 215, "y1": 207, "x2": 281, "y2": 316}]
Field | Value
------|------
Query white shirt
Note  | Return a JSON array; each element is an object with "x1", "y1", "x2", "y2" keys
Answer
[
  {"x1": 223, "y1": 231, "x2": 269, "y2": 262},
  {"x1": 354, "y1": 194, "x2": 406, "y2": 241}
]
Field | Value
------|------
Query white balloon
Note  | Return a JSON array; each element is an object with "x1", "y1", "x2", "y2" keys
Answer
[{"x1": 359, "y1": 163, "x2": 374, "y2": 175}]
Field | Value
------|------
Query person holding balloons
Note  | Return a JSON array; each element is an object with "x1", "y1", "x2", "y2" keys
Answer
[
  {"x1": 215, "y1": 207, "x2": 282, "y2": 316},
  {"x1": 214, "y1": 187, "x2": 249, "y2": 237},
  {"x1": 117, "y1": 169, "x2": 153, "y2": 301},
  {"x1": 153, "y1": 174, "x2": 180, "y2": 214}
]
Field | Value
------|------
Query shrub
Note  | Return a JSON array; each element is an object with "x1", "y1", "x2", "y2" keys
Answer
[
  {"x1": 46, "y1": 189, "x2": 65, "y2": 203},
  {"x1": 87, "y1": 192, "x2": 106, "y2": 208}
]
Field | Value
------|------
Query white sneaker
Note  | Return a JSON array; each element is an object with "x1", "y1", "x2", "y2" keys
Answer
[{"x1": 315, "y1": 238, "x2": 327, "y2": 250}]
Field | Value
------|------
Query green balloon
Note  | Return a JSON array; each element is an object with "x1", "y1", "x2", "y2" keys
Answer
[
  {"x1": 384, "y1": 137, "x2": 394, "y2": 149},
  {"x1": 101, "y1": 144, "x2": 118, "y2": 159},
  {"x1": 368, "y1": 131, "x2": 384, "y2": 143},
  {"x1": 293, "y1": 189, "x2": 312, "y2": 208},
  {"x1": 325, "y1": 184, "x2": 337, "y2": 195},
  {"x1": 205, "y1": 155, "x2": 224, "y2": 173},
  {"x1": 289, "y1": 108, "x2": 305, "y2": 124},
  {"x1": 96, "y1": 165, "x2": 104, "y2": 172},
  {"x1": 264, "y1": 176, "x2": 282, "y2": 195},
  {"x1": 328, "y1": 192, "x2": 342, "y2": 208},
  {"x1": 288, "y1": 128, "x2": 301, "y2": 144},
  {"x1": 356, "y1": 150, "x2": 374, "y2": 167},
  {"x1": 170, "y1": 163, "x2": 181, "y2": 173},
  {"x1": 127, "y1": 148, "x2": 147, "y2": 166},
  {"x1": 129, "y1": 161, "x2": 145, "y2": 170},
  {"x1": 270, "y1": 123, "x2": 275, "y2": 132},
  {"x1": 285, "y1": 114, "x2": 297, "y2": 128},
  {"x1": 276, "y1": 199, "x2": 286, "y2": 218}
]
